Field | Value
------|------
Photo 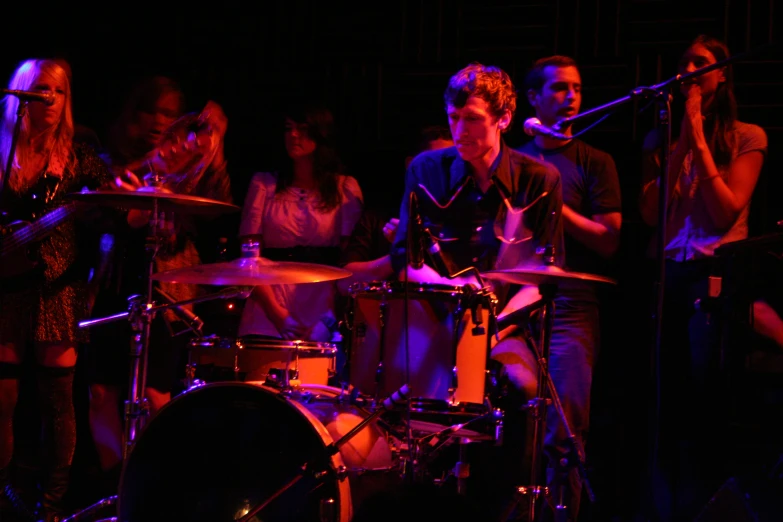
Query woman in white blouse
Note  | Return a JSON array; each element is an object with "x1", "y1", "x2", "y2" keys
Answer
[{"x1": 238, "y1": 103, "x2": 363, "y2": 341}]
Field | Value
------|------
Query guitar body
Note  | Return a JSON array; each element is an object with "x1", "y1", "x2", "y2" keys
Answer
[
  {"x1": 0, "y1": 173, "x2": 69, "y2": 284},
  {"x1": 0, "y1": 219, "x2": 45, "y2": 280}
]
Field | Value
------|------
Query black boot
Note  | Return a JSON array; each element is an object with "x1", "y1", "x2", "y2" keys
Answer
[
  {"x1": 35, "y1": 366, "x2": 77, "y2": 522},
  {"x1": 1, "y1": 466, "x2": 37, "y2": 522},
  {"x1": 36, "y1": 466, "x2": 71, "y2": 522}
]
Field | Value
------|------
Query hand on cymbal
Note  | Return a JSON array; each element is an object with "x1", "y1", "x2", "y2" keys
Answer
[
  {"x1": 199, "y1": 101, "x2": 228, "y2": 140},
  {"x1": 113, "y1": 169, "x2": 144, "y2": 192}
]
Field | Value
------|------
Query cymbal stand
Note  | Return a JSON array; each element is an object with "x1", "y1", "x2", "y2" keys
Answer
[
  {"x1": 501, "y1": 285, "x2": 594, "y2": 522},
  {"x1": 124, "y1": 176, "x2": 167, "y2": 457}
]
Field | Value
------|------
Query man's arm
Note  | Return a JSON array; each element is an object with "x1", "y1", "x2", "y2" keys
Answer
[
  {"x1": 562, "y1": 207, "x2": 621, "y2": 259},
  {"x1": 563, "y1": 150, "x2": 622, "y2": 259}
]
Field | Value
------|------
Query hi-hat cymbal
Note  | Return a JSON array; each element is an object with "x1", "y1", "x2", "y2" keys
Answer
[
  {"x1": 151, "y1": 256, "x2": 352, "y2": 286},
  {"x1": 66, "y1": 187, "x2": 240, "y2": 215},
  {"x1": 481, "y1": 265, "x2": 617, "y2": 288}
]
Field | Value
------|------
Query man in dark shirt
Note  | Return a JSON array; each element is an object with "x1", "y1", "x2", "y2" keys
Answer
[{"x1": 517, "y1": 55, "x2": 622, "y2": 521}]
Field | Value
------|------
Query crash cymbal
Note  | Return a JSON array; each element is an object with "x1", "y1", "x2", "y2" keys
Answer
[
  {"x1": 65, "y1": 186, "x2": 240, "y2": 215},
  {"x1": 481, "y1": 265, "x2": 617, "y2": 288},
  {"x1": 151, "y1": 256, "x2": 352, "y2": 286}
]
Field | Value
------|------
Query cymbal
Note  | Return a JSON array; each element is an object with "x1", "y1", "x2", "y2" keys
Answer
[
  {"x1": 151, "y1": 256, "x2": 352, "y2": 286},
  {"x1": 481, "y1": 265, "x2": 617, "y2": 288},
  {"x1": 65, "y1": 187, "x2": 240, "y2": 215}
]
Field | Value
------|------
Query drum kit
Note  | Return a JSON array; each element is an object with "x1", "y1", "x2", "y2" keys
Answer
[{"x1": 60, "y1": 185, "x2": 616, "y2": 522}]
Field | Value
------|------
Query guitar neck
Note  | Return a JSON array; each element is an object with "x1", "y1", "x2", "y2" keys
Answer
[{"x1": 1, "y1": 202, "x2": 81, "y2": 256}]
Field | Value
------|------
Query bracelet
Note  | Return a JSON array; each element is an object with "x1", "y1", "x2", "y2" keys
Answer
[{"x1": 699, "y1": 173, "x2": 721, "y2": 183}]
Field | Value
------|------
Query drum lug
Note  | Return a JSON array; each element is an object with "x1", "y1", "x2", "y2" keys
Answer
[
  {"x1": 333, "y1": 465, "x2": 348, "y2": 480},
  {"x1": 493, "y1": 408, "x2": 504, "y2": 446},
  {"x1": 449, "y1": 365, "x2": 458, "y2": 399},
  {"x1": 319, "y1": 497, "x2": 337, "y2": 522}
]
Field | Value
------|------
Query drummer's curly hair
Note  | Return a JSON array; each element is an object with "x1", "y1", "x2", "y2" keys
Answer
[{"x1": 444, "y1": 63, "x2": 516, "y2": 130}]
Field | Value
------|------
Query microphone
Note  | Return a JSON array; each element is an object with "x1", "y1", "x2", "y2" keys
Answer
[
  {"x1": 154, "y1": 287, "x2": 204, "y2": 336},
  {"x1": 523, "y1": 117, "x2": 571, "y2": 141},
  {"x1": 1, "y1": 89, "x2": 55, "y2": 106},
  {"x1": 409, "y1": 190, "x2": 459, "y2": 277}
]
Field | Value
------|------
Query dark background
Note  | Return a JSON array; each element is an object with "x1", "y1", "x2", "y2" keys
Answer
[
  {"x1": 2, "y1": 1, "x2": 781, "y2": 232},
  {"x1": 3, "y1": 2, "x2": 781, "y2": 521}
]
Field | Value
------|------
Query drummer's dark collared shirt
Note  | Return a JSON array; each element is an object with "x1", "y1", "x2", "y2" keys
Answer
[{"x1": 390, "y1": 141, "x2": 565, "y2": 282}]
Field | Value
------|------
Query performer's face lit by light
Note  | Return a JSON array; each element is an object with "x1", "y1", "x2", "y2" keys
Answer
[
  {"x1": 284, "y1": 118, "x2": 317, "y2": 159},
  {"x1": 135, "y1": 91, "x2": 181, "y2": 148},
  {"x1": 678, "y1": 43, "x2": 725, "y2": 110},
  {"x1": 447, "y1": 96, "x2": 508, "y2": 164},
  {"x1": 528, "y1": 65, "x2": 582, "y2": 128},
  {"x1": 28, "y1": 67, "x2": 67, "y2": 134}
]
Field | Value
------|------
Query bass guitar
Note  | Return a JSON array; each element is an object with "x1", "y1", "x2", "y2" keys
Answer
[{"x1": 0, "y1": 201, "x2": 83, "y2": 279}]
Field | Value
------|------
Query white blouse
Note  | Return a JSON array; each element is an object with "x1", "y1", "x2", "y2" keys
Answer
[{"x1": 238, "y1": 172, "x2": 363, "y2": 338}]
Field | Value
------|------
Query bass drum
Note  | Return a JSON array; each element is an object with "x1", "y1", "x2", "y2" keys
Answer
[{"x1": 117, "y1": 382, "x2": 399, "y2": 521}]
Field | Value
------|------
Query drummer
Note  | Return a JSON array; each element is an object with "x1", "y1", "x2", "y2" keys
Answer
[
  {"x1": 237, "y1": 101, "x2": 363, "y2": 343},
  {"x1": 388, "y1": 62, "x2": 564, "y2": 515}
]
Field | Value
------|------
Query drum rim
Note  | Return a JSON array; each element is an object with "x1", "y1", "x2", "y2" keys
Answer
[
  {"x1": 116, "y1": 381, "x2": 352, "y2": 521},
  {"x1": 348, "y1": 279, "x2": 468, "y2": 296},
  {"x1": 237, "y1": 336, "x2": 339, "y2": 353}
]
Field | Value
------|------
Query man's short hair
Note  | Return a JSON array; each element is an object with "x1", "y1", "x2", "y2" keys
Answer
[
  {"x1": 443, "y1": 63, "x2": 517, "y2": 125},
  {"x1": 524, "y1": 55, "x2": 579, "y2": 93}
]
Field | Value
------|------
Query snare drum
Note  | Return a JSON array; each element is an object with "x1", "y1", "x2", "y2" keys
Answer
[
  {"x1": 237, "y1": 336, "x2": 339, "y2": 387},
  {"x1": 348, "y1": 281, "x2": 496, "y2": 421},
  {"x1": 118, "y1": 382, "x2": 399, "y2": 521}
]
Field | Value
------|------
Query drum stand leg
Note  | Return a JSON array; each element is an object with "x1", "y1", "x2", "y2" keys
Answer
[
  {"x1": 123, "y1": 296, "x2": 152, "y2": 460},
  {"x1": 455, "y1": 437, "x2": 472, "y2": 496},
  {"x1": 123, "y1": 209, "x2": 162, "y2": 459}
]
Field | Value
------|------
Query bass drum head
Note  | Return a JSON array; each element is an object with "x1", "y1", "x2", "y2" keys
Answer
[{"x1": 117, "y1": 382, "x2": 347, "y2": 521}]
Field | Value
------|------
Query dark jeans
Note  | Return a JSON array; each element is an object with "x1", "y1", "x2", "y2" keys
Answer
[
  {"x1": 541, "y1": 295, "x2": 599, "y2": 522},
  {"x1": 653, "y1": 258, "x2": 727, "y2": 522}
]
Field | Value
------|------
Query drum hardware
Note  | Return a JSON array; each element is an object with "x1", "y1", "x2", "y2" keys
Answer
[
  {"x1": 483, "y1": 246, "x2": 613, "y2": 522},
  {"x1": 79, "y1": 285, "x2": 253, "y2": 451},
  {"x1": 75, "y1": 279, "x2": 249, "y2": 521},
  {"x1": 236, "y1": 383, "x2": 411, "y2": 522}
]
